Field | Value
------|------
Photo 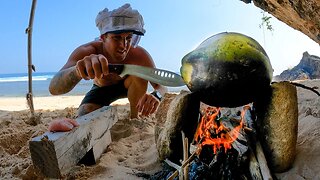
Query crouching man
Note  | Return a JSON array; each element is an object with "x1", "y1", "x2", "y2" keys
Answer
[{"x1": 48, "y1": 4, "x2": 167, "y2": 131}]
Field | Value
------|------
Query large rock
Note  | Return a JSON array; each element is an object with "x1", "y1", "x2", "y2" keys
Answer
[
  {"x1": 155, "y1": 91, "x2": 200, "y2": 163},
  {"x1": 255, "y1": 81, "x2": 298, "y2": 173},
  {"x1": 241, "y1": 0, "x2": 320, "y2": 45},
  {"x1": 275, "y1": 52, "x2": 320, "y2": 81}
]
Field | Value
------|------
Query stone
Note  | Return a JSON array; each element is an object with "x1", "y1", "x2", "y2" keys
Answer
[
  {"x1": 155, "y1": 91, "x2": 200, "y2": 163},
  {"x1": 255, "y1": 81, "x2": 298, "y2": 173},
  {"x1": 154, "y1": 93, "x2": 177, "y2": 142},
  {"x1": 241, "y1": 0, "x2": 320, "y2": 45},
  {"x1": 275, "y1": 52, "x2": 320, "y2": 81}
]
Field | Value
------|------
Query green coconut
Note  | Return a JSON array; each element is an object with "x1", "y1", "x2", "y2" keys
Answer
[{"x1": 180, "y1": 32, "x2": 273, "y2": 107}]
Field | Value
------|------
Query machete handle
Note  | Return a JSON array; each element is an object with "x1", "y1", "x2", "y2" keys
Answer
[{"x1": 108, "y1": 64, "x2": 124, "y2": 75}]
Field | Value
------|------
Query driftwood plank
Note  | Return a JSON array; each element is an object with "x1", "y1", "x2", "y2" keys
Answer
[{"x1": 29, "y1": 106, "x2": 118, "y2": 178}]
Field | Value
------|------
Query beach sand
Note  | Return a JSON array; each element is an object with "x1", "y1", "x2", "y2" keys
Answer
[{"x1": 0, "y1": 79, "x2": 320, "y2": 179}]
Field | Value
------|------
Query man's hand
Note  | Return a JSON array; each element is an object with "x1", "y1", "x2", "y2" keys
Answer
[
  {"x1": 48, "y1": 118, "x2": 79, "y2": 132},
  {"x1": 75, "y1": 54, "x2": 109, "y2": 80},
  {"x1": 136, "y1": 93, "x2": 160, "y2": 117}
]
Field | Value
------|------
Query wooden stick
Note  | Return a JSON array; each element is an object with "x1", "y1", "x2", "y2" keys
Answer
[
  {"x1": 167, "y1": 131, "x2": 191, "y2": 180},
  {"x1": 249, "y1": 148, "x2": 263, "y2": 180},
  {"x1": 167, "y1": 171, "x2": 179, "y2": 180},
  {"x1": 256, "y1": 142, "x2": 273, "y2": 180},
  {"x1": 244, "y1": 126, "x2": 253, "y2": 132},
  {"x1": 182, "y1": 146, "x2": 200, "y2": 168},
  {"x1": 181, "y1": 131, "x2": 189, "y2": 180},
  {"x1": 166, "y1": 147, "x2": 200, "y2": 180},
  {"x1": 164, "y1": 159, "x2": 181, "y2": 171},
  {"x1": 26, "y1": 0, "x2": 37, "y2": 116},
  {"x1": 184, "y1": 137, "x2": 189, "y2": 180},
  {"x1": 286, "y1": 81, "x2": 320, "y2": 96}
]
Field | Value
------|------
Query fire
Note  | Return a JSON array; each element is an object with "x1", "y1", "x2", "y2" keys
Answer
[{"x1": 194, "y1": 105, "x2": 250, "y2": 154}]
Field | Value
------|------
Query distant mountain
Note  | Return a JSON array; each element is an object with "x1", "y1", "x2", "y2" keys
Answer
[{"x1": 274, "y1": 52, "x2": 320, "y2": 81}]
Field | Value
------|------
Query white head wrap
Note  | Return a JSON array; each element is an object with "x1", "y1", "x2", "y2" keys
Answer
[{"x1": 95, "y1": 3, "x2": 145, "y2": 36}]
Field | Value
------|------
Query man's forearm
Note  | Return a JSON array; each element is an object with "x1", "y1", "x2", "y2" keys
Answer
[{"x1": 49, "y1": 66, "x2": 82, "y2": 95}]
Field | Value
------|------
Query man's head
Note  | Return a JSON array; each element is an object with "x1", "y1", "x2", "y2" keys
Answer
[
  {"x1": 96, "y1": 3, "x2": 145, "y2": 48},
  {"x1": 101, "y1": 32, "x2": 134, "y2": 62},
  {"x1": 96, "y1": 4, "x2": 145, "y2": 62}
]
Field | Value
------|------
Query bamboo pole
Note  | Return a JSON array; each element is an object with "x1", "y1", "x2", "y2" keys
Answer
[{"x1": 26, "y1": 0, "x2": 37, "y2": 115}]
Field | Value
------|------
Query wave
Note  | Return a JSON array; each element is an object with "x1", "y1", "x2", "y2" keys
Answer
[{"x1": 0, "y1": 74, "x2": 53, "y2": 83}]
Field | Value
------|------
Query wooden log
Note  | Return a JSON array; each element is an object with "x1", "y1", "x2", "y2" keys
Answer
[
  {"x1": 255, "y1": 81, "x2": 298, "y2": 172},
  {"x1": 29, "y1": 106, "x2": 118, "y2": 178}
]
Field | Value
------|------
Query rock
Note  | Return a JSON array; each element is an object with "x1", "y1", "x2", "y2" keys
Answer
[
  {"x1": 255, "y1": 81, "x2": 298, "y2": 172},
  {"x1": 240, "y1": 0, "x2": 320, "y2": 45},
  {"x1": 155, "y1": 91, "x2": 200, "y2": 163},
  {"x1": 275, "y1": 52, "x2": 320, "y2": 81},
  {"x1": 154, "y1": 93, "x2": 177, "y2": 142}
]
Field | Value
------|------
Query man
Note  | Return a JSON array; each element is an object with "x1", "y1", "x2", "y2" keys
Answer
[{"x1": 48, "y1": 4, "x2": 167, "y2": 131}]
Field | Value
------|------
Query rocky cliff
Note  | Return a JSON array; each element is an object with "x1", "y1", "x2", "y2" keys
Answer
[
  {"x1": 274, "y1": 52, "x2": 320, "y2": 81},
  {"x1": 241, "y1": 0, "x2": 320, "y2": 45}
]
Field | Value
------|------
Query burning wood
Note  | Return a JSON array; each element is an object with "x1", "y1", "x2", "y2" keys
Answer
[
  {"x1": 151, "y1": 88, "x2": 302, "y2": 180},
  {"x1": 192, "y1": 105, "x2": 251, "y2": 179},
  {"x1": 194, "y1": 105, "x2": 249, "y2": 155},
  {"x1": 153, "y1": 81, "x2": 300, "y2": 180},
  {"x1": 153, "y1": 101, "x2": 270, "y2": 179}
]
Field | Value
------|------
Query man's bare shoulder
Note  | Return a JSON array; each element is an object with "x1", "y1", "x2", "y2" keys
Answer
[
  {"x1": 75, "y1": 41, "x2": 102, "y2": 54},
  {"x1": 127, "y1": 46, "x2": 154, "y2": 66},
  {"x1": 68, "y1": 41, "x2": 102, "y2": 62}
]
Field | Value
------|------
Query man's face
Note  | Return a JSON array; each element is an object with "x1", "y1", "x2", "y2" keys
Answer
[{"x1": 102, "y1": 32, "x2": 133, "y2": 63}]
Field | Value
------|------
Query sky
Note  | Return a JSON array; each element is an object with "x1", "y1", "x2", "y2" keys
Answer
[{"x1": 1, "y1": 0, "x2": 319, "y2": 75}]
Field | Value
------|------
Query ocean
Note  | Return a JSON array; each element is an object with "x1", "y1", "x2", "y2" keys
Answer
[{"x1": 0, "y1": 72, "x2": 188, "y2": 97}]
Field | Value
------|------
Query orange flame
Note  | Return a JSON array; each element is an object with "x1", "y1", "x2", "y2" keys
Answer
[{"x1": 194, "y1": 105, "x2": 249, "y2": 154}]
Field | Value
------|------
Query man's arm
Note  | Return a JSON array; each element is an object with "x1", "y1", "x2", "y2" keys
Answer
[
  {"x1": 49, "y1": 66, "x2": 81, "y2": 95},
  {"x1": 49, "y1": 42, "x2": 101, "y2": 95}
]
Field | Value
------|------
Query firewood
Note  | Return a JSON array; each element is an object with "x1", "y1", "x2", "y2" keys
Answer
[
  {"x1": 256, "y1": 141, "x2": 273, "y2": 180},
  {"x1": 167, "y1": 170, "x2": 179, "y2": 180},
  {"x1": 244, "y1": 126, "x2": 253, "y2": 132},
  {"x1": 165, "y1": 147, "x2": 200, "y2": 180},
  {"x1": 181, "y1": 131, "x2": 189, "y2": 180},
  {"x1": 167, "y1": 132, "x2": 191, "y2": 180},
  {"x1": 249, "y1": 148, "x2": 263, "y2": 180},
  {"x1": 287, "y1": 81, "x2": 320, "y2": 96},
  {"x1": 165, "y1": 159, "x2": 181, "y2": 171},
  {"x1": 29, "y1": 106, "x2": 118, "y2": 178}
]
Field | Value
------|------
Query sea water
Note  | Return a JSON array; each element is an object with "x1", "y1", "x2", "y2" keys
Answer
[
  {"x1": 0, "y1": 72, "x2": 92, "y2": 97},
  {"x1": 0, "y1": 72, "x2": 188, "y2": 97}
]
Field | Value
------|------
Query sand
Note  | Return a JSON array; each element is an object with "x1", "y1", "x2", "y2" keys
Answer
[{"x1": 0, "y1": 79, "x2": 320, "y2": 179}]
